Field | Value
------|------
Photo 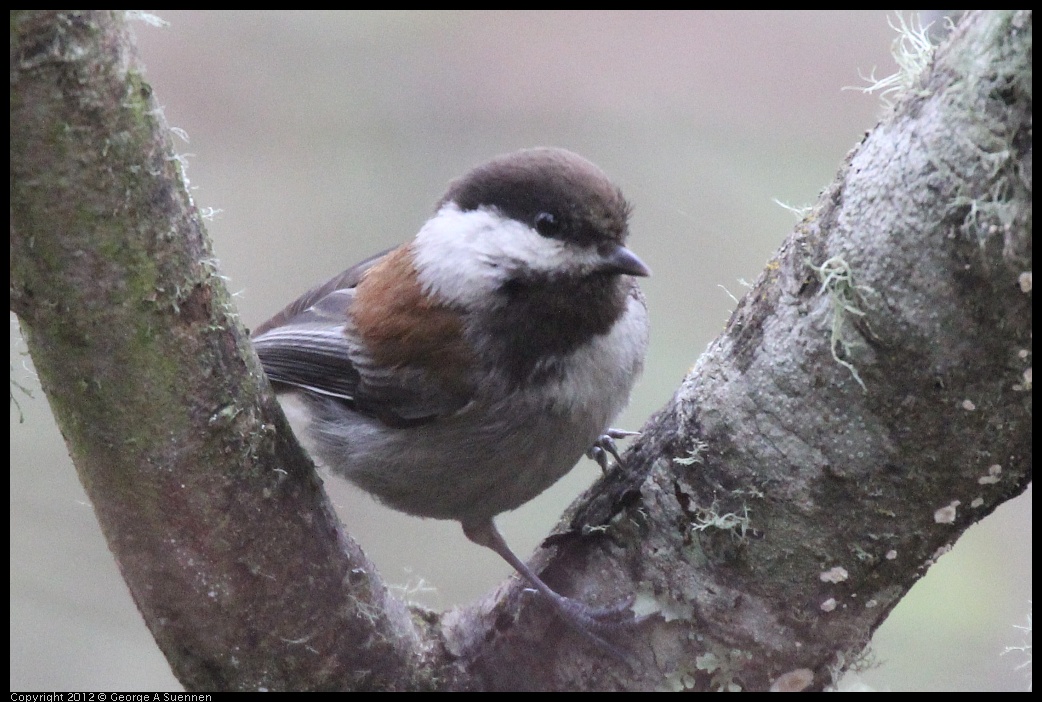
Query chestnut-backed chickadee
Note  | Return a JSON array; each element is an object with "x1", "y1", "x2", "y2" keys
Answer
[{"x1": 252, "y1": 147, "x2": 649, "y2": 647}]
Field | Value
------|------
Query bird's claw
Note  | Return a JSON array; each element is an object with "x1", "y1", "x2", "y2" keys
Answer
[
  {"x1": 553, "y1": 592, "x2": 640, "y2": 629},
  {"x1": 535, "y1": 590, "x2": 644, "y2": 664},
  {"x1": 587, "y1": 428, "x2": 640, "y2": 473}
]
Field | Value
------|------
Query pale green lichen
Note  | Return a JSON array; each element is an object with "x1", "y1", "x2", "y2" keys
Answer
[
  {"x1": 848, "y1": 11, "x2": 938, "y2": 108},
  {"x1": 673, "y1": 439, "x2": 708, "y2": 466},
  {"x1": 806, "y1": 255, "x2": 876, "y2": 391},
  {"x1": 691, "y1": 499, "x2": 752, "y2": 543}
]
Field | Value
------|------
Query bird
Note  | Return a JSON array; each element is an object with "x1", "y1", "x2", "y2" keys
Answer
[{"x1": 252, "y1": 147, "x2": 650, "y2": 649}]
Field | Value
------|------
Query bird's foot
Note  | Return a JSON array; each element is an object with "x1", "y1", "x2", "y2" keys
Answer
[
  {"x1": 587, "y1": 428, "x2": 641, "y2": 473},
  {"x1": 532, "y1": 589, "x2": 645, "y2": 663}
]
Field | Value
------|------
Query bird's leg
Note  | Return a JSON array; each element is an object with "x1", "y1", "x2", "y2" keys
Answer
[
  {"x1": 586, "y1": 428, "x2": 640, "y2": 474},
  {"x1": 462, "y1": 518, "x2": 638, "y2": 656}
]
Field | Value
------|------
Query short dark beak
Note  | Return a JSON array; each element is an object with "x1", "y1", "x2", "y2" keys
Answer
[{"x1": 601, "y1": 245, "x2": 651, "y2": 277}]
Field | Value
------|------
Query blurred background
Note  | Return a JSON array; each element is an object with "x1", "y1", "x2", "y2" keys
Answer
[{"x1": 10, "y1": 11, "x2": 1031, "y2": 691}]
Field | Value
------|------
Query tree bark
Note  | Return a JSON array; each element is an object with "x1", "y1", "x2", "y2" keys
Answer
[
  {"x1": 10, "y1": 10, "x2": 1031, "y2": 692},
  {"x1": 11, "y1": 10, "x2": 425, "y2": 691}
]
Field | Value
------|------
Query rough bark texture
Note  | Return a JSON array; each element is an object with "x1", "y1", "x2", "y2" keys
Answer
[
  {"x1": 10, "y1": 10, "x2": 1031, "y2": 692},
  {"x1": 11, "y1": 11, "x2": 426, "y2": 691}
]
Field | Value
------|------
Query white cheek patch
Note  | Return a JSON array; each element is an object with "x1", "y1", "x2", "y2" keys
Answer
[{"x1": 411, "y1": 203, "x2": 605, "y2": 307}]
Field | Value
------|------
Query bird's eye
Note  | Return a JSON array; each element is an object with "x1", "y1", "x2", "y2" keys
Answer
[{"x1": 534, "y1": 212, "x2": 560, "y2": 238}]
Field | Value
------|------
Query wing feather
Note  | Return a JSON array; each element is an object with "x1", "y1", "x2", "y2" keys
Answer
[{"x1": 252, "y1": 250, "x2": 475, "y2": 427}]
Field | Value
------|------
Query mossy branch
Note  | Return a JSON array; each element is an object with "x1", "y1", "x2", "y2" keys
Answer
[{"x1": 11, "y1": 10, "x2": 1031, "y2": 691}]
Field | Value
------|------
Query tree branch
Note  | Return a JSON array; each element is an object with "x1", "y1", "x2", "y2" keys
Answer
[
  {"x1": 11, "y1": 10, "x2": 1030, "y2": 691},
  {"x1": 11, "y1": 10, "x2": 425, "y2": 691}
]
